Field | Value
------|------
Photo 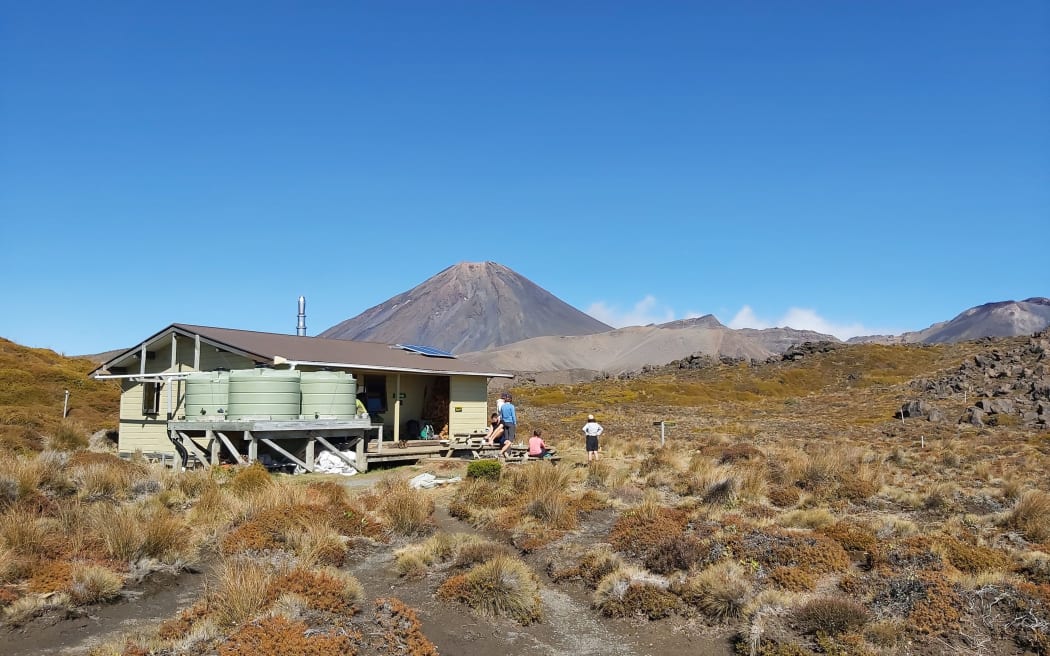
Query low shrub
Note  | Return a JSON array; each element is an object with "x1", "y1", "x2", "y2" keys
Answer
[
  {"x1": 217, "y1": 616, "x2": 356, "y2": 656},
  {"x1": 609, "y1": 506, "x2": 689, "y2": 559},
  {"x1": 644, "y1": 535, "x2": 708, "y2": 574},
  {"x1": 267, "y1": 567, "x2": 362, "y2": 614},
  {"x1": 466, "y1": 460, "x2": 501, "y2": 480},
  {"x1": 936, "y1": 535, "x2": 1011, "y2": 574},
  {"x1": 550, "y1": 546, "x2": 623, "y2": 588},
  {"x1": 768, "y1": 566, "x2": 816, "y2": 592},
  {"x1": 372, "y1": 598, "x2": 438, "y2": 656},
  {"x1": 594, "y1": 566, "x2": 679, "y2": 620},
  {"x1": 794, "y1": 596, "x2": 869, "y2": 635}
]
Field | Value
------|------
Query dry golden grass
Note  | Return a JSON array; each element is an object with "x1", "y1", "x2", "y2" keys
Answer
[
  {"x1": 68, "y1": 564, "x2": 124, "y2": 604},
  {"x1": 376, "y1": 477, "x2": 435, "y2": 537},
  {"x1": 437, "y1": 554, "x2": 541, "y2": 624},
  {"x1": 93, "y1": 504, "x2": 145, "y2": 561},
  {"x1": 1005, "y1": 490, "x2": 1050, "y2": 542},
  {"x1": 674, "y1": 559, "x2": 753, "y2": 620},
  {"x1": 211, "y1": 558, "x2": 277, "y2": 627}
]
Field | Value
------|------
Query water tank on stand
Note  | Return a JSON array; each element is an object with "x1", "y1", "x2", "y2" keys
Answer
[
  {"x1": 226, "y1": 369, "x2": 302, "y2": 421},
  {"x1": 300, "y1": 371, "x2": 357, "y2": 419},
  {"x1": 184, "y1": 371, "x2": 230, "y2": 419}
]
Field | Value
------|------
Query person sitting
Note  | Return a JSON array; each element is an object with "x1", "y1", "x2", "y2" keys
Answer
[
  {"x1": 355, "y1": 394, "x2": 368, "y2": 418},
  {"x1": 528, "y1": 429, "x2": 547, "y2": 458},
  {"x1": 485, "y1": 412, "x2": 505, "y2": 446}
]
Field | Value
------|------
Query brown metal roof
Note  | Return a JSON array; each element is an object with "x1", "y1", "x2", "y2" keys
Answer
[{"x1": 93, "y1": 323, "x2": 512, "y2": 378}]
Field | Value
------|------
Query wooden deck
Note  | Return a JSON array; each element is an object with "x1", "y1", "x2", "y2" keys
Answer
[{"x1": 165, "y1": 421, "x2": 544, "y2": 473}]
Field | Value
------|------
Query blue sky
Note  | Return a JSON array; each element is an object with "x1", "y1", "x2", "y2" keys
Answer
[{"x1": 1, "y1": 1, "x2": 1047, "y2": 355}]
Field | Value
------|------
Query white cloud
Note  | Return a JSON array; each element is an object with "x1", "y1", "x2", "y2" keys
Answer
[
  {"x1": 728, "y1": 305, "x2": 770, "y2": 330},
  {"x1": 728, "y1": 305, "x2": 875, "y2": 340},
  {"x1": 587, "y1": 295, "x2": 676, "y2": 328}
]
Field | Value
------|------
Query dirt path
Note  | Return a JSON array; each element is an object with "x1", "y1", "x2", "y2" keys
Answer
[
  {"x1": 2, "y1": 569, "x2": 206, "y2": 656},
  {"x1": 347, "y1": 500, "x2": 732, "y2": 656}
]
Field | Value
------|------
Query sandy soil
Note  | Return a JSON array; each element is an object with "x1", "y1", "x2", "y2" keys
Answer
[{"x1": 2, "y1": 569, "x2": 206, "y2": 655}]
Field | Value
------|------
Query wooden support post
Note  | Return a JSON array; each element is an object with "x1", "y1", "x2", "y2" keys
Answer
[
  {"x1": 208, "y1": 429, "x2": 219, "y2": 465},
  {"x1": 215, "y1": 431, "x2": 244, "y2": 464},
  {"x1": 356, "y1": 436, "x2": 367, "y2": 473},
  {"x1": 306, "y1": 438, "x2": 315, "y2": 470},
  {"x1": 177, "y1": 431, "x2": 210, "y2": 468},
  {"x1": 260, "y1": 438, "x2": 311, "y2": 472},
  {"x1": 394, "y1": 374, "x2": 401, "y2": 443},
  {"x1": 246, "y1": 430, "x2": 257, "y2": 463}
]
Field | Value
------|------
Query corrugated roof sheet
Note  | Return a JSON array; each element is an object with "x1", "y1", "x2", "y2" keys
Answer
[{"x1": 94, "y1": 323, "x2": 512, "y2": 378}]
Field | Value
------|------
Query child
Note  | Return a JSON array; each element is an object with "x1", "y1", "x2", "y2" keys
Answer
[{"x1": 528, "y1": 428, "x2": 547, "y2": 458}]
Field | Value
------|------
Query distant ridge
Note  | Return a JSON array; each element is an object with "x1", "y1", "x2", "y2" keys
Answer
[
  {"x1": 849, "y1": 298, "x2": 1050, "y2": 345},
  {"x1": 320, "y1": 262, "x2": 613, "y2": 353}
]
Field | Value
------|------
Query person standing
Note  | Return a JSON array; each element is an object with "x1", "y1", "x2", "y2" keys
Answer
[
  {"x1": 582, "y1": 414, "x2": 603, "y2": 462},
  {"x1": 499, "y1": 393, "x2": 517, "y2": 447}
]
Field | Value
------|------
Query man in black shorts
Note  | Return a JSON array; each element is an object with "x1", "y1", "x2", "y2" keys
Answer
[{"x1": 582, "y1": 414, "x2": 603, "y2": 462}]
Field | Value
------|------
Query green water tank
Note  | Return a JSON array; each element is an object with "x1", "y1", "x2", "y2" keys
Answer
[
  {"x1": 184, "y1": 371, "x2": 229, "y2": 419},
  {"x1": 300, "y1": 371, "x2": 357, "y2": 420},
  {"x1": 226, "y1": 369, "x2": 302, "y2": 420}
]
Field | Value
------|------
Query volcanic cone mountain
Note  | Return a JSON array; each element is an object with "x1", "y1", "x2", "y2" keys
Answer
[
  {"x1": 849, "y1": 297, "x2": 1050, "y2": 344},
  {"x1": 319, "y1": 262, "x2": 613, "y2": 353}
]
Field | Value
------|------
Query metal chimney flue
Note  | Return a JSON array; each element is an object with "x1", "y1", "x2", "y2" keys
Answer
[{"x1": 296, "y1": 296, "x2": 307, "y2": 336}]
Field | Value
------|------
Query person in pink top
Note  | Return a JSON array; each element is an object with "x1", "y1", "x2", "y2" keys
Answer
[{"x1": 528, "y1": 429, "x2": 548, "y2": 458}]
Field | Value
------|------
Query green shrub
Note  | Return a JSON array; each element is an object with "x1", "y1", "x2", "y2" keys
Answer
[{"x1": 466, "y1": 460, "x2": 502, "y2": 481}]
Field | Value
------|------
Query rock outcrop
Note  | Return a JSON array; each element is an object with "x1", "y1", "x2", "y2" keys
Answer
[{"x1": 915, "y1": 331, "x2": 1049, "y2": 429}]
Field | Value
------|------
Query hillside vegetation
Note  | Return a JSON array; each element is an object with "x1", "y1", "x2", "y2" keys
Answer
[{"x1": 0, "y1": 338, "x2": 119, "y2": 451}]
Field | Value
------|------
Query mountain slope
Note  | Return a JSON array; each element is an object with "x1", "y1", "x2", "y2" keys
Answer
[
  {"x1": 0, "y1": 337, "x2": 119, "y2": 450},
  {"x1": 850, "y1": 298, "x2": 1050, "y2": 344},
  {"x1": 459, "y1": 318, "x2": 835, "y2": 374},
  {"x1": 320, "y1": 262, "x2": 613, "y2": 353}
]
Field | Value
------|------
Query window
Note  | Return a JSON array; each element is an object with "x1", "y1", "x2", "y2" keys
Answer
[
  {"x1": 363, "y1": 375, "x2": 387, "y2": 414},
  {"x1": 142, "y1": 382, "x2": 161, "y2": 415}
]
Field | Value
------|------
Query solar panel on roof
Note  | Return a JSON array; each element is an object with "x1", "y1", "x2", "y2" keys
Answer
[{"x1": 396, "y1": 344, "x2": 456, "y2": 358}]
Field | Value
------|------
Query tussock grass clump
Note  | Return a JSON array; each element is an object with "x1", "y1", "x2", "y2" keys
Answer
[
  {"x1": 1004, "y1": 490, "x2": 1050, "y2": 542},
  {"x1": 778, "y1": 508, "x2": 836, "y2": 530},
  {"x1": 638, "y1": 447, "x2": 680, "y2": 476},
  {"x1": 437, "y1": 554, "x2": 541, "y2": 624},
  {"x1": 68, "y1": 564, "x2": 124, "y2": 604},
  {"x1": 377, "y1": 478, "x2": 435, "y2": 537},
  {"x1": 594, "y1": 565, "x2": 679, "y2": 619},
  {"x1": 586, "y1": 460, "x2": 613, "y2": 487},
  {"x1": 283, "y1": 521, "x2": 347, "y2": 568},
  {"x1": 49, "y1": 420, "x2": 89, "y2": 451},
  {"x1": 227, "y1": 463, "x2": 274, "y2": 496},
  {"x1": 93, "y1": 504, "x2": 145, "y2": 561},
  {"x1": 140, "y1": 504, "x2": 192, "y2": 562},
  {"x1": 794, "y1": 596, "x2": 869, "y2": 635},
  {"x1": 394, "y1": 532, "x2": 489, "y2": 577},
  {"x1": 526, "y1": 494, "x2": 577, "y2": 530},
  {"x1": 674, "y1": 560, "x2": 753, "y2": 619},
  {"x1": 1, "y1": 507, "x2": 65, "y2": 557},
  {"x1": 211, "y1": 558, "x2": 276, "y2": 627}
]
